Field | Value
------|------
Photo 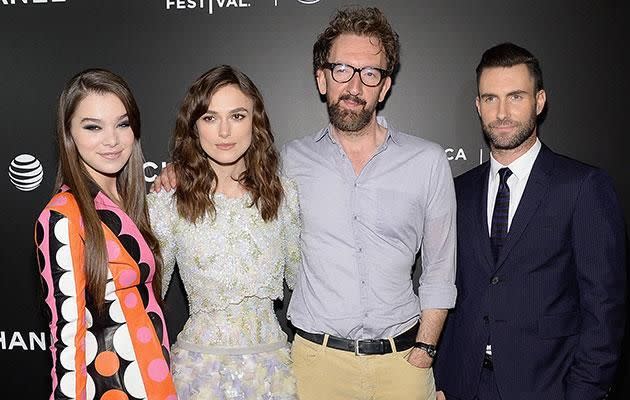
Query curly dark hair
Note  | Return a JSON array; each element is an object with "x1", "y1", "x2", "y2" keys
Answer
[
  {"x1": 172, "y1": 65, "x2": 283, "y2": 223},
  {"x1": 313, "y1": 6, "x2": 400, "y2": 76}
]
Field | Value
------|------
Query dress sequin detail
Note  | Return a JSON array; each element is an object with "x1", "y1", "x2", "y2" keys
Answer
[{"x1": 148, "y1": 178, "x2": 301, "y2": 399}]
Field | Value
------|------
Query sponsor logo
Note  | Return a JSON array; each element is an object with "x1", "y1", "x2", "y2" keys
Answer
[
  {"x1": 1, "y1": 0, "x2": 66, "y2": 5},
  {"x1": 8, "y1": 155, "x2": 162, "y2": 188},
  {"x1": 445, "y1": 147, "x2": 468, "y2": 161},
  {"x1": 444, "y1": 147, "x2": 488, "y2": 165},
  {"x1": 165, "y1": 0, "x2": 250, "y2": 14},
  {"x1": 0, "y1": 331, "x2": 48, "y2": 351},
  {"x1": 144, "y1": 161, "x2": 168, "y2": 183},
  {"x1": 9, "y1": 154, "x2": 44, "y2": 191},
  {"x1": 165, "y1": 0, "x2": 318, "y2": 15}
]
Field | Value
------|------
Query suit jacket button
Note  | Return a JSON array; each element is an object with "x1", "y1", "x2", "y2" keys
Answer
[
  {"x1": 483, "y1": 316, "x2": 489, "y2": 324},
  {"x1": 491, "y1": 276, "x2": 500, "y2": 285}
]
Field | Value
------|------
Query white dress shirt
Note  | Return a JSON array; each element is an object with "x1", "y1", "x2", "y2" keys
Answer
[{"x1": 486, "y1": 138, "x2": 542, "y2": 233}]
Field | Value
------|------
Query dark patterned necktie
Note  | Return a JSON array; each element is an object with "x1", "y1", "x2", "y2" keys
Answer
[{"x1": 490, "y1": 167, "x2": 513, "y2": 262}]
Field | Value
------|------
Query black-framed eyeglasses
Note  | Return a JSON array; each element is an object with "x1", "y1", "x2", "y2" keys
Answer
[{"x1": 322, "y1": 62, "x2": 389, "y2": 87}]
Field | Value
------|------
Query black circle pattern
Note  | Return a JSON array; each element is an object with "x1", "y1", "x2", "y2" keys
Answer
[
  {"x1": 97, "y1": 210, "x2": 122, "y2": 235},
  {"x1": 35, "y1": 220, "x2": 44, "y2": 246},
  {"x1": 118, "y1": 234, "x2": 141, "y2": 263},
  {"x1": 138, "y1": 262, "x2": 150, "y2": 284},
  {"x1": 148, "y1": 311, "x2": 164, "y2": 343}
]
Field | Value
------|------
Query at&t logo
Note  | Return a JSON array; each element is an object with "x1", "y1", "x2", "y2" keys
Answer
[{"x1": 9, "y1": 154, "x2": 44, "y2": 191}]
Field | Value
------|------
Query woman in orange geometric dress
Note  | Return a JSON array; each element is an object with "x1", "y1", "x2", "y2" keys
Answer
[{"x1": 34, "y1": 69, "x2": 177, "y2": 400}]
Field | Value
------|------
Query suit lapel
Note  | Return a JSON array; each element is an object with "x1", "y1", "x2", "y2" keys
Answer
[{"x1": 493, "y1": 144, "x2": 554, "y2": 272}]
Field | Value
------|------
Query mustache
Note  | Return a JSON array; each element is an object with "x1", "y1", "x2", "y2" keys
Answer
[
  {"x1": 337, "y1": 94, "x2": 367, "y2": 106},
  {"x1": 489, "y1": 119, "x2": 519, "y2": 128}
]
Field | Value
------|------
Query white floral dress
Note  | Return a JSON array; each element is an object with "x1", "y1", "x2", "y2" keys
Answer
[{"x1": 148, "y1": 178, "x2": 301, "y2": 399}]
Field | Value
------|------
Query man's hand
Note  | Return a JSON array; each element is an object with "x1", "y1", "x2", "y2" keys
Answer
[
  {"x1": 150, "y1": 163, "x2": 177, "y2": 192},
  {"x1": 406, "y1": 346, "x2": 433, "y2": 369},
  {"x1": 436, "y1": 390, "x2": 446, "y2": 400}
]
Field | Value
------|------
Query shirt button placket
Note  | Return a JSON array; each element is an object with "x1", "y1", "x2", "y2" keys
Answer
[{"x1": 352, "y1": 179, "x2": 369, "y2": 327}]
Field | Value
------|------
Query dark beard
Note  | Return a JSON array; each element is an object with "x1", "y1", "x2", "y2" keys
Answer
[
  {"x1": 482, "y1": 112, "x2": 537, "y2": 150},
  {"x1": 327, "y1": 94, "x2": 374, "y2": 134}
]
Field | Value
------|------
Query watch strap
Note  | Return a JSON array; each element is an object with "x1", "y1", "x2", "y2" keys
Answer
[{"x1": 413, "y1": 341, "x2": 437, "y2": 358}]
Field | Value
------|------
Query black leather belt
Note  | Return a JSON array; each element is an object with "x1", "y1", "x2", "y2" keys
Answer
[
  {"x1": 295, "y1": 321, "x2": 419, "y2": 355},
  {"x1": 482, "y1": 353, "x2": 493, "y2": 370}
]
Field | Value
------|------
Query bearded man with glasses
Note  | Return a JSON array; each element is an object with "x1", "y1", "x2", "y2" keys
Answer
[{"x1": 282, "y1": 6, "x2": 457, "y2": 400}]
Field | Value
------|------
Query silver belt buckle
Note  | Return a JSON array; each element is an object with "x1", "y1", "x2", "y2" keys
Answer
[{"x1": 354, "y1": 339, "x2": 365, "y2": 356}]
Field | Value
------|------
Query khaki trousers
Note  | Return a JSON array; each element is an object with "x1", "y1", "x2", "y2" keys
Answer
[{"x1": 291, "y1": 333, "x2": 436, "y2": 400}]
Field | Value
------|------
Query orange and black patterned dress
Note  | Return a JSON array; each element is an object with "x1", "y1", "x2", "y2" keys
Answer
[{"x1": 35, "y1": 187, "x2": 177, "y2": 400}]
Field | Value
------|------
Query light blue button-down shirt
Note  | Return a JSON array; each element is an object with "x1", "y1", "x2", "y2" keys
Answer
[{"x1": 282, "y1": 117, "x2": 457, "y2": 340}]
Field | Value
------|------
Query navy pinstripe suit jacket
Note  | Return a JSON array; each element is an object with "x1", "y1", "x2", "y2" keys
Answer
[{"x1": 434, "y1": 143, "x2": 626, "y2": 400}]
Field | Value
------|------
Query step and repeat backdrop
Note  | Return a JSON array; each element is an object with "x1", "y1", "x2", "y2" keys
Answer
[{"x1": 1, "y1": 0, "x2": 628, "y2": 397}]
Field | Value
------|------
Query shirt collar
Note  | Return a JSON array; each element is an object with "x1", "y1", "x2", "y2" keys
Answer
[
  {"x1": 489, "y1": 137, "x2": 541, "y2": 181},
  {"x1": 313, "y1": 115, "x2": 399, "y2": 145}
]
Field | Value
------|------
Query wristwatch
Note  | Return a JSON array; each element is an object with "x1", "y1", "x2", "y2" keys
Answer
[{"x1": 413, "y1": 342, "x2": 437, "y2": 358}]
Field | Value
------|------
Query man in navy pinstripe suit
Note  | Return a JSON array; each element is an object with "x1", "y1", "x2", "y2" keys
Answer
[{"x1": 434, "y1": 42, "x2": 626, "y2": 400}]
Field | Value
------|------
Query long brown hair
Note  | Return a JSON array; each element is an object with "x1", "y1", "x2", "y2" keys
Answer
[
  {"x1": 172, "y1": 65, "x2": 283, "y2": 223},
  {"x1": 54, "y1": 68, "x2": 163, "y2": 313}
]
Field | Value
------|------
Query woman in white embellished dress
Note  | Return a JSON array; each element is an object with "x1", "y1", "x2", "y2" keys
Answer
[{"x1": 148, "y1": 65, "x2": 301, "y2": 399}]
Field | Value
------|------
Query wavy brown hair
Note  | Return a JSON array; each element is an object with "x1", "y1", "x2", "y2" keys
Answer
[
  {"x1": 313, "y1": 6, "x2": 400, "y2": 76},
  {"x1": 53, "y1": 69, "x2": 163, "y2": 314},
  {"x1": 172, "y1": 65, "x2": 283, "y2": 223}
]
